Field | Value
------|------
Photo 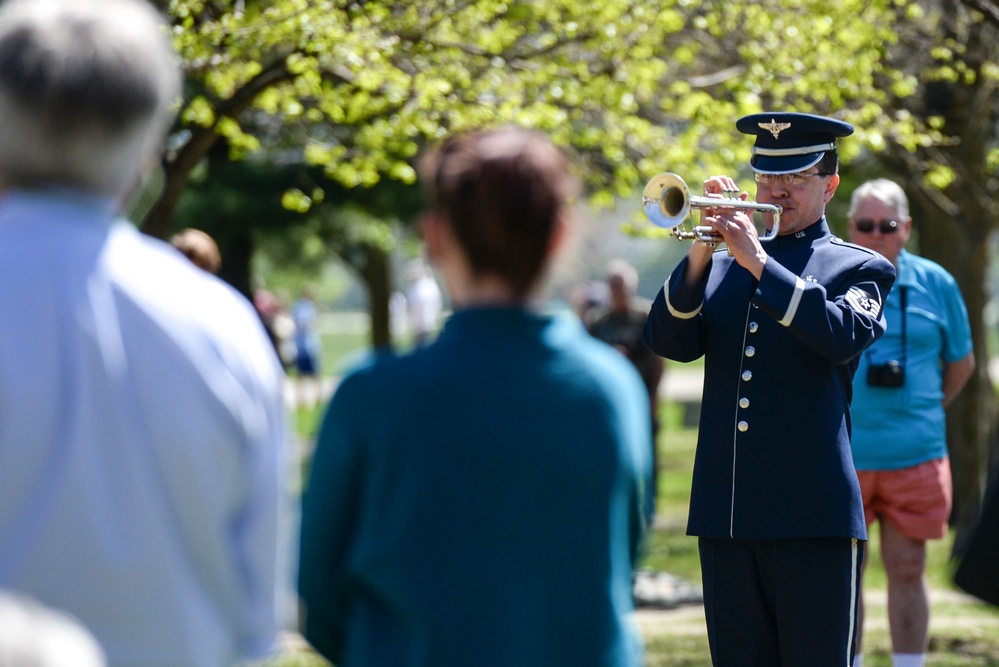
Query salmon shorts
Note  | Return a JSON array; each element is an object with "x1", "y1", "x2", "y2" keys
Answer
[{"x1": 856, "y1": 457, "x2": 952, "y2": 541}]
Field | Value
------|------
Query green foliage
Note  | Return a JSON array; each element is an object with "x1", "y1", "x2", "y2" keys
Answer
[
  {"x1": 161, "y1": 0, "x2": 999, "y2": 278},
  {"x1": 163, "y1": 0, "x2": 941, "y2": 227},
  {"x1": 163, "y1": 0, "x2": 999, "y2": 550}
]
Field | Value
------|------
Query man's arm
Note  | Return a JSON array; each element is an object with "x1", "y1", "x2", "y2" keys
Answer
[
  {"x1": 939, "y1": 270, "x2": 975, "y2": 408},
  {"x1": 643, "y1": 254, "x2": 713, "y2": 363},
  {"x1": 682, "y1": 242, "x2": 717, "y2": 286},
  {"x1": 752, "y1": 251, "x2": 896, "y2": 365},
  {"x1": 943, "y1": 351, "x2": 976, "y2": 407}
]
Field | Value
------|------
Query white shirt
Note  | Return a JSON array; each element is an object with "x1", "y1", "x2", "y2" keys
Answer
[
  {"x1": 0, "y1": 189, "x2": 286, "y2": 666},
  {"x1": 406, "y1": 275, "x2": 443, "y2": 334}
]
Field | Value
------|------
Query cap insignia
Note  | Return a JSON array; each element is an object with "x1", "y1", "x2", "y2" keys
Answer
[{"x1": 759, "y1": 119, "x2": 791, "y2": 140}]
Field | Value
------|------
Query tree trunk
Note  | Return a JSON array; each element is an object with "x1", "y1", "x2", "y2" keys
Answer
[
  {"x1": 219, "y1": 232, "x2": 255, "y2": 302},
  {"x1": 357, "y1": 244, "x2": 394, "y2": 350},
  {"x1": 917, "y1": 193, "x2": 997, "y2": 553},
  {"x1": 880, "y1": 0, "x2": 999, "y2": 554}
]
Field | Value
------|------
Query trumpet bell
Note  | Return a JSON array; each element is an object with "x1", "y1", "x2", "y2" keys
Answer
[
  {"x1": 641, "y1": 171, "x2": 782, "y2": 243},
  {"x1": 643, "y1": 172, "x2": 690, "y2": 229}
]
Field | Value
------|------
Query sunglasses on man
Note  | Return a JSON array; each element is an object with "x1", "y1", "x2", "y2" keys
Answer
[{"x1": 853, "y1": 218, "x2": 900, "y2": 234}]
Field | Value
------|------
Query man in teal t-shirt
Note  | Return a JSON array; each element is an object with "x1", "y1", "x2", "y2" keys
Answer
[{"x1": 847, "y1": 179, "x2": 975, "y2": 667}]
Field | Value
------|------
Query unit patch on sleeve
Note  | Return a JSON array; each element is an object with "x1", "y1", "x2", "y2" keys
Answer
[{"x1": 844, "y1": 283, "x2": 883, "y2": 318}]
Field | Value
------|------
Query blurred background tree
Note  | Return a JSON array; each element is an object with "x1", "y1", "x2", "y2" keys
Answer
[{"x1": 138, "y1": 0, "x2": 998, "y2": 543}]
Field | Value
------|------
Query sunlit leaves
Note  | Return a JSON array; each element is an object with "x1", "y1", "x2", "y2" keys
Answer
[
  {"x1": 281, "y1": 188, "x2": 314, "y2": 213},
  {"x1": 987, "y1": 147, "x2": 999, "y2": 173},
  {"x1": 216, "y1": 117, "x2": 260, "y2": 158},
  {"x1": 925, "y1": 163, "x2": 956, "y2": 190},
  {"x1": 181, "y1": 95, "x2": 215, "y2": 127},
  {"x1": 164, "y1": 0, "x2": 980, "y2": 223},
  {"x1": 206, "y1": 60, "x2": 263, "y2": 100}
]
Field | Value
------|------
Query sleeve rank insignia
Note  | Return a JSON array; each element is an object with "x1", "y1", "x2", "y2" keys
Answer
[{"x1": 845, "y1": 284, "x2": 882, "y2": 318}]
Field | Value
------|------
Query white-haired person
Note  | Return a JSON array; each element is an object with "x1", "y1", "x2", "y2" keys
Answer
[
  {"x1": 847, "y1": 178, "x2": 975, "y2": 667},
  {"x1": 0, "y1": 1, "x2": 286, "y2": 666}
]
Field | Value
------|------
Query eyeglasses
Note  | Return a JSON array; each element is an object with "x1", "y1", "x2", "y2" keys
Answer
[
  {"x1": 853, "y1": 218, "x2": 900, "y2": 234},
  {"x1": 754, "y1": 171, "x2": 830, "y2": 186}
]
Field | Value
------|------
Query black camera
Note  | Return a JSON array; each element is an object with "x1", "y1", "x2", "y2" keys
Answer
[{"x1": 867, "y1": 360, "x2": 905, "y2": 388}]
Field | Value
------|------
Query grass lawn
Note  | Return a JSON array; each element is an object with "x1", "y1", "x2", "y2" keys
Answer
[{"x1": 270, "y1": 335, "x2": 999, "y2": 666}]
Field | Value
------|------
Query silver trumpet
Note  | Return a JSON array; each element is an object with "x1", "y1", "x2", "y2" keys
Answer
[{"x1": 642, "y1": 172, "x2": 782, "y2": 246}]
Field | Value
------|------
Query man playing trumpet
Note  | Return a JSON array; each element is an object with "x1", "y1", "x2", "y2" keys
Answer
[{"x1": 644, "y1": 112, "x2": 896, "y2": 667}]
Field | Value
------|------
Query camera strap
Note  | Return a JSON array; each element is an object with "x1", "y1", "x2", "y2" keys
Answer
[{"x1": 864, "y1": 285, "x2": 907, "y2": 366}]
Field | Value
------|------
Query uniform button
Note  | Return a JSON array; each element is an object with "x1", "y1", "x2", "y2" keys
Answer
[
  {"x1": 745, "y1": 346, "x2": 756, "y2": 357},
  {"x1": 738, "y1": 421, "x2": 749, "y2": 432},
  {"x1": 742, "y1": 370, "x2": 752, "y2": 381},
  {"x1": 748, "y1": 322, "x2": 759, "y2": 333},
  {"x1": 739, "y1": 398, "x2": 750, "y2": 409}
]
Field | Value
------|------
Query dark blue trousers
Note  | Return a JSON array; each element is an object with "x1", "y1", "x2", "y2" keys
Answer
[{"x1": 699, "y1": 537, "x2": 864, "y2": 667}]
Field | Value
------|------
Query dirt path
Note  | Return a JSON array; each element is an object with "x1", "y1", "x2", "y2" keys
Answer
[{"x1": 634, "y1": 588, "x2": 999, "y2": 640}]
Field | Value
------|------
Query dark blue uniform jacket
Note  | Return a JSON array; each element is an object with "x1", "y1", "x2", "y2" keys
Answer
[{"x1": 645, "y1": 219, "x2": 896, "y2": 540}]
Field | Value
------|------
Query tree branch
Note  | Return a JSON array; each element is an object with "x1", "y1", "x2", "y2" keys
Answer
[
  {"x1": 958, "y1": 0, "x2": 999, "y2": 26},
  {"x1": 143, "y1": 53, "x2": 298, "y2": 237}
]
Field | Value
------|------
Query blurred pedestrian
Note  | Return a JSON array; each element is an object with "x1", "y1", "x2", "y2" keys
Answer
[
  {"x1": 570, "y1": 279, "x2": 609, "y2": 324},
  {"x1": 405, "y1": 260, "x2": 443, "y2": 348},
  {"x1": 170, "y1": 227, "x2": 221, "y2": 275},
  {"x1": 292, "y1": 284, "x2": 323, "y2": 407},
  {"x1": 587, "y1": 258, "x2": 664, "y2": 525},
  {"x1": 298, "y1": 126, "x2": 651, "y2": 667},
  {"x1": 390, "y1": 290, "x2": 408, "y2": 339},
  {"x1": 847, "y1": 178, "x2": 974, "y2": 667},
  {"x1": 0, "y1": 1, "x2": 286, "y2": 665}
]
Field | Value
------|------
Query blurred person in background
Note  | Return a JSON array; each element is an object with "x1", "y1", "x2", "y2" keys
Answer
[
  {"x1": 570, "y1": 278, "x2": 609, "y2": 324},
  {"x1": 405, "y1": 259, "x2": 443, "y2": 349},
  {"x1": 587, "y1": 258, "x2": 664, "y2": 526},
  {"x1": 0, "y1": 1, "x2": 286, "y2": 664},
  {"x1": 298, "y1": 125, "x2": 651, "y2": 667},
  {"x1": 170, "y1": 227, "x2": 222, "y2": 275},
  {"x1": 847, "y1": 179, "x2": 974, "y2": 667},
  {"x1": 292, "y1": 284, "x2": 323, "y2": 407},
  {"x1": 390, "y1": 289, "x2": 409, "y2": 339}
]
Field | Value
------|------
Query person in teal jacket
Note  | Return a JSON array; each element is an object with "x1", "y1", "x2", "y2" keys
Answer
[{"x1": 297, "y1": 126, "x2": 651, "y2": 667}]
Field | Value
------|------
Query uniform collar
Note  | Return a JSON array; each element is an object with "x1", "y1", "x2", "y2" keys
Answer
[{"x1": 770, "y1": 217, "x2": 829, "y2": 250}]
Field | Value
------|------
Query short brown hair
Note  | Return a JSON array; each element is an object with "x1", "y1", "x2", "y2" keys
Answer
[
  {"x1": 419, "y1": 126, "x2": 579, "y2": 298},
  {"x1": 170, "y1": 228, "x2": 221, "y2": 275}
]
